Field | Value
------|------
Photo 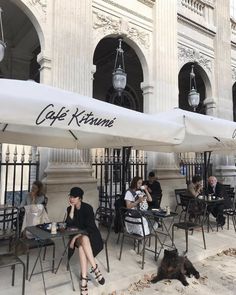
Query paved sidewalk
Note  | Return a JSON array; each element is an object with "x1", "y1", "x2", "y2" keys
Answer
[{"x1": 0, "y1": 221, "x2": 235, "y2": 295}]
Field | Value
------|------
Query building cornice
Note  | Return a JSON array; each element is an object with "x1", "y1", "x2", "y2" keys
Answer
[
  {"x1": 178, "y1": 14, "x2": 216, "y2": 37},
  {"x1": 137, "y1": 0, "x2": 155, "y2": 8},
  {"x1": 97, "y1": 0, "x2": 153, "y2": 23}
]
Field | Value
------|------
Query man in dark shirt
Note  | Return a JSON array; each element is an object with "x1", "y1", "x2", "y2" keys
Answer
[{"x1": 144, "y1": 171, "x2": 162, "y2": 209}]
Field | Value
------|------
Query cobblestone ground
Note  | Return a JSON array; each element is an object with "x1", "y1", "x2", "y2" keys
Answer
[{"x1": 109, "y1": 248, "x2": 236, "y2": 295}]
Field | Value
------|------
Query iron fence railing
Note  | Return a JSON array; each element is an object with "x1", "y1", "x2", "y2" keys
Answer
[
  {"x1": 0, "y1": 145, "x2": 40, "y2": 206},
  {"x1": 92, "y1": 148, "x2": 147, "y2": 208}
]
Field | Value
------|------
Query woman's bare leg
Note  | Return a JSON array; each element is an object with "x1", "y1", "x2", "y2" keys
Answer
[
  {"x1": 77, "y1": 235, "x2": 105, "y2": 285},
  {"x1": 78, "y1": 235, "x2": 96, "y2": 268},
  {"x1": 78, "y1": 245, "x2": 88, "y2": 278}
]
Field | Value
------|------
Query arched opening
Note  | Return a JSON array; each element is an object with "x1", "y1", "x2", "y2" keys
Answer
[
  {"x1": 0, "y1": 0, "x2": 41, "y2": 81},
  {"x1": 0, "y1": 0, "x2": 42, "y2": 204},
  {"x1": 93, "y1": 37, "x2": 144, "y2": 112},
  {"x1": 178, "y1": 63, "x2": 206, "y2": 114},
  {"x1": 233, "y1": 82, "x2": 236, "y2": 121}
]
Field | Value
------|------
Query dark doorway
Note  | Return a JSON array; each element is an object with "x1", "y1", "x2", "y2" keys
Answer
[
  {"x1": 0, "y1": 0, "x2": 41, "y2": 81},
  {"x1": 178, "y1": 63, "x2": 206, "y2": 114},
  {"x1": 93, "y1": 37, "x2": 143, "y2": 112}
]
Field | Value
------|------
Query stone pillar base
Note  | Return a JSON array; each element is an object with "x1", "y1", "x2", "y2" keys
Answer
[{"x1": 43, "y1": 165, "x2": 98, "y2": 221}]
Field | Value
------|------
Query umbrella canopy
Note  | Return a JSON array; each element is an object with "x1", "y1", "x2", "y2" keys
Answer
[
  {"x1": 142, "y1": 108, "x2": 236, "y2": 153},
  {"x1": 0, "y1": 79, "x2": 184, "y2": 149}
]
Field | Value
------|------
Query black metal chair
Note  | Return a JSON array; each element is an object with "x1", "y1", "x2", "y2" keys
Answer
[
  {"x1": 95, "y1": 206, "x2": 114, "y2": 272},
  {"x1": 19, "y1": 204, "x2": 55, "y2": 280},
  {"x1": 174, "y1": 189, "x2": 187, "y2": 212},
  {"x1": 118, "y1": 208, "x2": 157, "y2": 269},
  {"x1": 0, "y1": 253, "x2": 25, "y2": 295},
  {"x1": 178, "y1": 193, "x2": 191, "y2": 222},
  {"x1": 224, "y1": 195, "x2": 236, "y2": 232},
  {"x1": 172, "y1": 197, "x2": 207, "y2": 253},
  {"x1": 18, "y1": 236, "x2": 55, "y2": 280},
  {"x1": 0, "y1": 206, "x2": 19, "y2": 251}
]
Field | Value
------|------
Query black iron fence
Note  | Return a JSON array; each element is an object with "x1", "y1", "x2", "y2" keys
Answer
[
  {"x1": 0, "y1": 145, "x2": 40, "y2": 206},
  {"x1": 179, "y1": 152, "x2": 212, "y2": 186},
  {"x1": 92, "y1": 148, "x2": 147, "y2": 208}
]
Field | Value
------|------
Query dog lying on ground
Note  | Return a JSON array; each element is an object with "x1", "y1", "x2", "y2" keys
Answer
[{"x1": 151, "y1": 249, "x2": 200, "y2": 286}]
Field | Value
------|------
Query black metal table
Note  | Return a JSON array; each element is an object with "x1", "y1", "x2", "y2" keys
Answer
[
  {"x1": 26, "y1": 225, "x2": 81, "y2": 295},
  {"x1": 198, "y1": 197, "x2": 225, "y2": 232},
  {"x1": 142, "y1": 210, "x2": 178, "y2": 260}
]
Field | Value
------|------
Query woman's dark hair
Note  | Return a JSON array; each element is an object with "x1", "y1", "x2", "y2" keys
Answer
[
  {"x1": 32, "y1": 180, "x2": 44, "y2": 196},
  {"x1": 130, "y1": 176, "x2": 142, "y2": 190},
  {"x1": 192, "y1": 175, "x2": 202, "y2": 184}
]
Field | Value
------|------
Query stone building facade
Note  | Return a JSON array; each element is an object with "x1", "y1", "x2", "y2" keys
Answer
[{"x1": 0, "y1": 0, "x2": 236, "y2": 218}]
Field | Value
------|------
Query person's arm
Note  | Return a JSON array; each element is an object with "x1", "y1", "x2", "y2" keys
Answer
[
  {"x1": 126, "y1": 197, "x2": 143, "y2": 209},
  {"x1": 65, "y1": 206, "x2": 76, "y2": 227},
  {"x1": 125, "y1": 190, "x2": 143, "y2": 209},
  {"x1": 187, "y1": 183, "x2": 198, "y2": 198},
  {"x1": 20, "y1": 194, "x2": 28, "y2": 207},
  {"x1": 142, "y1": 185, "x2": 152, "y2": 202}
]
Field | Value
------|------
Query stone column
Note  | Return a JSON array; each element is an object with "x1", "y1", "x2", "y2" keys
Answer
[
  {"x1": 213, "y1": 0, "x2": 236, "y2": 185},
  {"x1": 150, "y1": 0, "x2": 185, "y2": 210},
  {"x1": 43, "y1": 0, "x2": 98, "y2": 220}
]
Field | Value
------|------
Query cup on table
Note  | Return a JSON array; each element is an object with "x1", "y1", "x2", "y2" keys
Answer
[
  {"x1": 51, "y1": 222, "x2": 57, "y2": 234},
  {"x1": 58, "y1": 222, "x2": 66, "y2": 231}
]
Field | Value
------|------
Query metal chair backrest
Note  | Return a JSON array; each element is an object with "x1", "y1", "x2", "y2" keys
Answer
[
  {"x1": 120, "y1": 207, "x2": 146, "y2": 237},
  {"x1": 95, "y1": 207, "x2": 114, "y2": 243},
  {"x1": 184, "y1": 197, "x2": 207, "y2": 225},
  {"x1": 0, "y1": 206, "x2": 19, "y2": 239},
  {"x1": 174, "y1": 189, "x2": 187, "y2": 206}
]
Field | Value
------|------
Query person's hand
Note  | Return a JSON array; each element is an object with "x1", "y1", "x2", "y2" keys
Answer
[
  {"x1": 147, "y1": 187, "x2": 152, "y2": 193},
  {"x1": 69, "y1": 234, "x2": 81, "y2": 248},
  {"x1": 69, "y1": 202, "x2": 75, "y2": 219},
  {"x1": 137, "y1": 195, "x2": 144, "y2": 203},
  {"x1": 70, "y1": 236, "x2": 77, "y2": 249}
]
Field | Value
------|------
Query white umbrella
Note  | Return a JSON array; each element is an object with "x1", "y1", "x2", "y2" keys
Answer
[
  {"x1": 140, "y1": 108, "x2": 236, "y2": 153},
  {"x1": 0, "y1": 79, "x2": 184, "y2": 149}
]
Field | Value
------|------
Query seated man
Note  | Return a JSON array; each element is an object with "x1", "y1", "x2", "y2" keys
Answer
[
  {"x1": 144, "y1": 171, "x2": 162, "y2": 209},
  {"x1": 206, "y1": 176, "x2": 229, "y2": 226}
]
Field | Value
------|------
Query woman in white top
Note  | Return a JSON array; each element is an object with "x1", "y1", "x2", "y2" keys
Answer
[{"x1": 124, "y1": 176, "x2": 152, "y2": 236}]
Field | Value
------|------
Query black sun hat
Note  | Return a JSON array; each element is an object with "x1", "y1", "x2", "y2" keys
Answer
[{"x1": 69, "y1": 187, "x2": 84, "y2": 198}]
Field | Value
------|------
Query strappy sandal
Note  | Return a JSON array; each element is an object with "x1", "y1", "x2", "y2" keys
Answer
[
  {"x1": 80, "y1": 275, "x2": 89, "y2": 295},
  {"x1": 90, "y1": 264, "x2": 105, "y2": 285}
]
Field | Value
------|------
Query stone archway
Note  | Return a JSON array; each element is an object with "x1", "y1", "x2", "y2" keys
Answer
[
  {"x1": 93, "y1": 37, "x2": 144, "y2": 112},
  {"x1": 0, "y1": 0, "x2": 41, "y2": 81},
  {"x1": 178, "y1": 62, "x2": 211, "y2": 114}
]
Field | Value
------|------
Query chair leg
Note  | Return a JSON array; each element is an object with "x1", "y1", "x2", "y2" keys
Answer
[
  {"x1": 227, "y1": 214, "x2": 229, "y2": 230},
  {"x1": 105, "y1": 242, "x2": 110, "y2": 273},
  {"x1": 201, "y1": 226, "x2": 206, "y2": 249},
  {"x1": 52, "y1": 244, "x2": 56, "y2": 273},
  {"x1": 141, "y1": 239, "x2": 145, "y2": 270},
  {"x1": 21, "y1": 262, "x2": 26, "y2": 295},
  {"x1": 116, "y1": 232, "x2": 120, "y2": 244},
  {"x1": 26, "y1": 252, "x2": 29, "y2": 280},
  {"x1": 185, "y1": 229, "x2": 188, "y2": 253},
  {"x1": 12, "y1": 264, "x2": 15, "y2": 286},
  {"x1": 118, "y1": 234, "x2": 125, "y2": 260},
  {"x1": 154, "y1": 235, "x2": 158, "y2": 261},
  {"x1": 172, "y1": 226, "x2": 175, "y2": 246},
  {"x1": 43, "y1": 246, "x2": 47, "y2": 261},
  {"x1": 232, "y1": 215, "x2": 236, "y2": 232}
]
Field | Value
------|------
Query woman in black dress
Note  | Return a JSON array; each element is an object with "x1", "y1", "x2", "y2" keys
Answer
[{"x1": 65, "y1": 187, "x2": 105, "y2": 295}]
